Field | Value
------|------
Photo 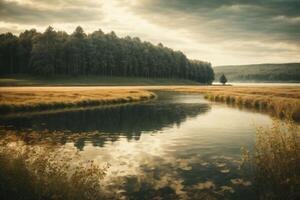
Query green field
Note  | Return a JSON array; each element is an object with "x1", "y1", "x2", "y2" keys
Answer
[
  {"x1": 214, "y1": 63, "x2": 300, "y2": 82},
  {"x1": 0, "y1": 75, "x2": 200, "y2": 86}
]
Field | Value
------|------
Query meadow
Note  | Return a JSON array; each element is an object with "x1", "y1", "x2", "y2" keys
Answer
[{"x1": 0, "y1": 87, "x2": 155, "y2": 113}]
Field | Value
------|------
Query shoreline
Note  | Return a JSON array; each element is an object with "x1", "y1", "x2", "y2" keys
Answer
[
  {"x1": 1, "y1": 85, "x2": 299, "y2": 121},
  {"x1": 0, "y1": 88, "x2": 156, "y2": 114}
]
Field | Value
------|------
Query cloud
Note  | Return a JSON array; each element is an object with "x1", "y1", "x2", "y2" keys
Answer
[
  {"x1": 121, "y1": 0, "x2": 300, "y2": 64},
  {"x1": 127, "y1": 0, "x2": 300, "y2": 43},
  {"x1": 0, "y1": 0, "x2": 299, "y2": 65},
  {"x1": 0, "y1": 0, "x2": 102, "y2": 24}
]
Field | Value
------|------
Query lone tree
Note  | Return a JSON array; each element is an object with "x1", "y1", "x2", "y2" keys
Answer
[{"x1": 219, "y1": 74, "x2": 228, "y2": 85}]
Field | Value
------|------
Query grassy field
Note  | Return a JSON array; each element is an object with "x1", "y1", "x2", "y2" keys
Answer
[
  {"x1": 0, "y1": 87, "x2": 155, "y2": 113},
  {"x1": 0, "y1": 75, "x2": 200, "y2": 86}
]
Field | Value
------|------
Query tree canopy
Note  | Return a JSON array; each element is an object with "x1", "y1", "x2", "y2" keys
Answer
[{"x1": 0, "y1": 26, "x2": 214, "y2": 84}]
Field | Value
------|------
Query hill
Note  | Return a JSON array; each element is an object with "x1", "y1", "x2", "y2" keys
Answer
[{"x1": 214, "y1": 63, "x2": 300, "y2": 83}]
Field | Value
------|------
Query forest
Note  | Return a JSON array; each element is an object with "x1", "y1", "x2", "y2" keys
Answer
[{"x1": 0, "y1": 26, "x2": 214, "y2": 84}]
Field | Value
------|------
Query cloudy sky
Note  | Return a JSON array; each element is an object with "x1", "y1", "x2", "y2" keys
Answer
[{"x1": 1, "y1": 0, "x2": 300, "y2": 65}]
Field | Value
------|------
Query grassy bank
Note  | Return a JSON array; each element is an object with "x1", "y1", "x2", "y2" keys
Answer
[
  {"x1": 1, "y1": 85, "x2": 299, "y2": 120},
  {"x1": 0, "y1": 75, "x2": 200, "y2": 86},
  {"x1": 165, "y1": 86, "x2": 300, "y2": 121},
  {"x1": 0, "y1": 87, "x2": 155, "y2": 113}
]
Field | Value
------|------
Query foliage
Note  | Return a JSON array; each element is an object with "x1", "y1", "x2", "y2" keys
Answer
[
  {"x1": 241, "y1": 120, "x2": 300, "y2": 199},
  {"x1": 0, "y1": 26, "x2": 214, "y2": 84},
  {"x1": 219, "y1": 74, "x2": 227, "y2": 85},
  {"x1": 0, "y1": 138, "x2": 109, "y2": 200},
  {"x1": 214, "y1": 63, "x2": 300, "y2": 82}
]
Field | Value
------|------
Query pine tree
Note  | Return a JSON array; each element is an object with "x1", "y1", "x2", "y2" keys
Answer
[{"x1": 220, "y1": 74, "x2": 228, "y2": 85}]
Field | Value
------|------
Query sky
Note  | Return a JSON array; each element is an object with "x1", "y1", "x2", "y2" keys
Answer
[{"x1": 0, "y1": 0, "x2": 300, "y2": 66}]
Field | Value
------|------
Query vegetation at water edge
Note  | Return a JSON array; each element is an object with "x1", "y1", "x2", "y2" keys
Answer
[
  {"x1": 241, "y1": 120, "x2": 300, "y2": 199},
  {"x1": 165, "y1": 86, "x2": 300, "y2": 121},
  {"x1": 0, "y1": 87, "x2": 155, "y2": 113},
  {"x1": 0, "y1": 137, "x2": 109, "y2": 200}
]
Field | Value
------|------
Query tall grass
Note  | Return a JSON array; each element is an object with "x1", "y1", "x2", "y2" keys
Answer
[
  {"x1": 164, "y1": 86, "x2": 300, "y2": 121},
  {"x1": 0, "y1": 87, "x2": 155, "y2": 113},
  {"x1": 0, "y1": 137, "x2": 109, "y2": 200},
  {"x1": 241, "y1": 120, "x2": 300, "y2": 199},
  {"x1": 204, "y1": 93, "x2": 300, "y2": 121}
]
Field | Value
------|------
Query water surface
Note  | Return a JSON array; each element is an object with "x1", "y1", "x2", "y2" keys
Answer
[{"x1": 0, "y1": 91, "x2": 273, "y2": 199}]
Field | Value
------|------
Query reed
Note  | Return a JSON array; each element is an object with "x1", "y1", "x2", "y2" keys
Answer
[
  {"x1": 241, "y1": 120, "x2": 300, "y2": 199},
  {"x1": 204, "y1": 93, "x2": 300, "y2": 121},
  {"x1": 166, "y1": 86, "x2": 300, "y2": 121},
  {"x1": 0, "y1": 136, "x2": 109, "y2": 200}
]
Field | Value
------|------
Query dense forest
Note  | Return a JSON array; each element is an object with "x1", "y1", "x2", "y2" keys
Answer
[
  {"x1": 0, "y1": 26, "x2": 214, "y2": 84},
  {"x1": 214, "y1": 63, "x2": 300, "y2": 83}
]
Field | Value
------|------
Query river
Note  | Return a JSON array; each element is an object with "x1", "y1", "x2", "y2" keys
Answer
[{"x1": 0, "y1": 91, "x2": 273, "y2": 199}]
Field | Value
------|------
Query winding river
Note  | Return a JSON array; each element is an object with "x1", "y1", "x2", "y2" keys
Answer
[{"x1": 0, "y1": 91, "x2": 273, "y2": 199}]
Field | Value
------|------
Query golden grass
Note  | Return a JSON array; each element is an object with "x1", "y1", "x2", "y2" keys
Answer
[
  {"x1": 1, "y1": 85, "x2": 299, "y2": 120},
  {"x1": 241, "y1": 120, "x2": 300, "y2": 199},
  {"x1": 160, "y1": 86, "x2": 300, "y2": 121},
  {"x1": 0, "y1": 135, "x2": 109, "y2": 200},
  {"x1": 0, "y1": 87, "x2": 155, "y2": 113}
]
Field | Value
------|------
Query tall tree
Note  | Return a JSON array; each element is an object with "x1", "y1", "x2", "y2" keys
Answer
[
  {"x1": 18, "y1": 29, "x2": 38, "y2": 73},
  {"x1": 0, "y1": 33, "x2": 19, "y2": 74},
  {"x1": 0, "y1": 26, "x2": 215, "y2": 84},
  {"x1": 30, "y1": 26, "x2": 59, "y2": 75},
  {"x1": 66, "y1": 26, "x2": 88, "y2": 75}
]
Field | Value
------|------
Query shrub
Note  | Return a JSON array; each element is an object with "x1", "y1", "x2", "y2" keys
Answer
[
  {"x1": 0, "y1": 139, "x2": 109, "y2": 200},
  {"x1": 241, "y1": 120, "x2": 300, "y2": 199}
]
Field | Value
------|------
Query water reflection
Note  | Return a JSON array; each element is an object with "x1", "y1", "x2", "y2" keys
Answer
[
  {"x1": 0, "y1": 92, "x2": 273, "y2": 199},
  {"x1": 0, "y1": 92, "x2": 210, "y2": 149}
]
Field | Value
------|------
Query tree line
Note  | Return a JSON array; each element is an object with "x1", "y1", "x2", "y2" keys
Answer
[{"x1": 0, "y1": 26, "x2": 214, "y2": 83}]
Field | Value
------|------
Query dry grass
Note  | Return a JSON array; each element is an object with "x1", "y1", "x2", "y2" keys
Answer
[
  {"x1": 162, "y1": 86, "x2": 300, "y2": 121},
  {"x1": 0, "y1": 134, "x2": 109, "y2": 200},
  {"x1": 241, "y1": 120, "x2": 300, "y2": 199},
  {"x1": 0, "y1": 87, "x2": 155, "y2": 113},
  {"x1": 1, "y1": 85, "x2": 299, "y2": 120}
]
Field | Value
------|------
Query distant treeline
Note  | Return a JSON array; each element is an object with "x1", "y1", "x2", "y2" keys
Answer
[
  {"x1": 0, "y1": 26, "x2": 214, "y2": 83},
  {"x1": 214, "y1": 63, "x2": 300, "y2": 82}
]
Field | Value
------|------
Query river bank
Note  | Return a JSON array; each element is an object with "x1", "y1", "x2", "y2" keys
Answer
[{"x1": 0, "y1": 87, "x2": 155, "y2": 113}]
